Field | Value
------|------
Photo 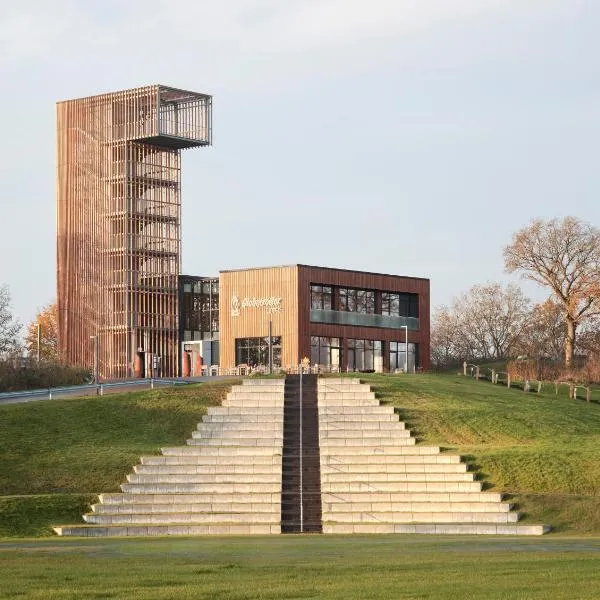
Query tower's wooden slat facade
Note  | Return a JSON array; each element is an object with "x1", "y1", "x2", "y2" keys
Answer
[{"x1": 57, "y1": 85, "x2": 211, "y2": 379}]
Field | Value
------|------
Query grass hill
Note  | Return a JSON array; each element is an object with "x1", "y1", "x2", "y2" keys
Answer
[
  {"x1": 1, "y1": 374, "x2": 599, "y2": 536},
  {"x1": 0, "y1": 382, "x2": 236, "y2": 536}
]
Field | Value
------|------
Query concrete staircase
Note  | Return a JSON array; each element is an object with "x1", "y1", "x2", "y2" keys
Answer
[
  {"x1": 318, "y1": 378, "x2": 549, "y2": 535},
  {"x1": 53, "y1": 379, "x2": 284, "y2": 536}
]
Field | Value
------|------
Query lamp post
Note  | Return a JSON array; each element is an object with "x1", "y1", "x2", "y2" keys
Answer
[
  {"x1": 36, "y1": 323, "x2": 41, "y2": 364},
  {"x1": 268, "y1": 318, "x2": 273, "y2": 375},
  {"x1": 90, "y1": 335, "x2": 99, "y2": 383},
  {"x1": 400, "y1": 325, "x2": 408, "y2": 373}
]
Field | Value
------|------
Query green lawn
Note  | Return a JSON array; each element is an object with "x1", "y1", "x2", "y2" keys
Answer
[
  {"x1": 0, "y1": 381, "x2": 236, "y2": 536},
  {"x1": 1, "y1": 535, "x2": 600, "y2": 599}
]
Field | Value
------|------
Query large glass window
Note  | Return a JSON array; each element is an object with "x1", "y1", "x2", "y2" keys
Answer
[
  {"x1": 310, "y1": 337, "x2": 342, "y2": 371},
  {"x1": 310, "y1": 285, "x2": 332, "y2": 310},
  {"x1": 390, "y1": 341, "x2": 418, "y2": 372},
  {"x1": 347, "y1": 339, "x2": 383, "y2": 372},
  {"x1": 181, "y1": 277, "x2": 219, "y2": 341},
  {"x1": 235, "y1": 337, "x2": 281, "y2": 368},
  {"x1": 339, "y1": 288, "x2": 375, "y2": 314},
  {"x1": 382, "y1": 292, "x2": 419, "y2": 318}
]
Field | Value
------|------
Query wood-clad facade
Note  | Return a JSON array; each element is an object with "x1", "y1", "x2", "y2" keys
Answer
[
  {"x1": 217, "y1": 265, "x2": 430, "y2": 372},
  {"x1": 219, "y1": 266, "x2": 299, "y2": 369},
  {"x1": 57, "y1": 85, "x2": 211, "y2": 379}
]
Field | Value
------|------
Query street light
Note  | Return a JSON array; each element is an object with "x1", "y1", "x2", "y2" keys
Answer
[
  {"x1": 36, "y1": 323, "x2": 41, "y2": 365},
  {"x1": 400, "y1": 325, "x2": 408, "y2": 373}
]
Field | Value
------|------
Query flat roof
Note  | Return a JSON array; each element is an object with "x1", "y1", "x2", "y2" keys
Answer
[
  {"x1": 218, "y1": 264, "x2": 429, "y2": 282},
  {"x1": 57, "y1": 84, "x2": 211, "y2": 105}
]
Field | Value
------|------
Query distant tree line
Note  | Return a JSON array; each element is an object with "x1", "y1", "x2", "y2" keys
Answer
[
  {"x1": 432, "y1": 217, "x2": 600, "y2": 378},
  {"x1": 0, "y1": 292, "x2": 88, "y2": 392}
]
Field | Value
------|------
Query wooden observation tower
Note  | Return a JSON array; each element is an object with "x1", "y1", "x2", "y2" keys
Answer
[{"x1": 56, "y1": 85, "x2": 212, "y2": 379}]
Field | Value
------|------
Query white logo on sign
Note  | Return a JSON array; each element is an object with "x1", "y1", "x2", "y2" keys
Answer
[
  {"x1": 231, "y1": 295, "x2": 283, "y2": 316},
  {"x1": 231, "y1": 294, "x2": 241, "y2": 317}
]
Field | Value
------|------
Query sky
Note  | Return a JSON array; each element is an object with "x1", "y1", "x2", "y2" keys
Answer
[{"x1": 1, "y1": 0, "x2": 599, "y2": 329}]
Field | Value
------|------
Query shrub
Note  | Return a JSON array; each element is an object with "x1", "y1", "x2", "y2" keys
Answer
[{"x1": 0, "y1": 361, "x2": 91, "y2": 392}]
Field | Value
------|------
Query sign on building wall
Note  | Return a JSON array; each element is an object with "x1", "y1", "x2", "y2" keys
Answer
[{"x1": 231, "y1": 295, "x2": 283, "y2": 317}]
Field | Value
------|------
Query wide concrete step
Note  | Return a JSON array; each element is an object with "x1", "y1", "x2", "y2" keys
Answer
[
  {"x1": 321, "y1": 445, "x2": 438, "y2": 455},
  {"x1": 134, "y1": 464, "x2": 281, "y2": 475},
  {"x1": 206, "y1": 407, "x2": 283, "y2": 415},
  {"x1": 202, "y1": 414, "x2": 282, "y2": 423},
  {"x1": 121, "y1": 482, "x2": 281, "y2": 494},
  {"x1": 319, "y1": 406, "x2": 395, "y2": 415},
  {"x1": 319, "y1": 437, "x2": 416, "y2": 447},
  {"x1": 185, "y1": 438, "x2": 282, "y2": 447},
  {"x1": 321, "y1": 481, "x2": 482, "y2": 493},
  {"x1": 197, "y1": 422, "x2": 282, "y2": 431},
  {"x1": 321, "y1": 472, "x2": 475, "y2": 483},
  {"x1": 323, "y1": 502, "x2": 511, "y2": 513},
  {"x1": 322, "y1": 523, "x2": 550, "y2": 535},
  {"x1": 142, "y1": 455, "x2": 282, "y2": 466},
  {"x1": 192, "y1": 429, "x2": 282, "y2": 439},
  {"x1": 126, "y1": 473, "x2": 280, "y2": 484},
  {"x1": 318, "y1": 384, "x2": 373, "y2": 392},
  {"x1": 99, "y1": 492, "x2": 281, "y2": 504},
  {"x1": 92, "y1": 502, "x2": 279, "y2": 514},
  {"x1": 319, "y1": 418, "x2": 405, "y2": 429},
  {"x1": 84, "y1": 512, "x2": 280, "y2": 525},
  {"x1": 225, "y1": 392, "x2": 285, "y2": 400},
  {"x1": 318, "y1": 392, "x2": 376, "y2": 400},
  {"x1": 324, "y1": 512, "x2": 520, "y2": 524},
  {"x1": 222, "y1": 399, "x2": 284, "y2": 408},
  {"x1": 322, "y1": 454, "x2": 459, "y2": 465},
  {"x1": 320, "y1": 430, "x2": 412, "y2": 440},
  {"x1": 162, "y1": 446, "x2": 282, "y2": 456},
  {"x1": 321, "y1": 462, "x2": 467, "y2": 474},
  {"x1": 321, "y1": 454, "x2": 464, "y2": 470},
  {"x1": 317, "y1": 398, "x2": 379, "y2": 406},
  {"x1": 227, "y1": 385, "x2": 284, "y2": 392},
  {"x1": 242, "y1": 379, "x2": 285, "y2": 386},
  {"x1": 54, "y1": 524, "x2": 282, "y2": 536},
  {"x1": 321, "y1": 491, "x2": 502, "y2": 503}
]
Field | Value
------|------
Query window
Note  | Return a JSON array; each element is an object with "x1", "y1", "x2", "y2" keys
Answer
[
  {"x1": 382, "y1": 292, "x2": 419, "y2": 318},
  {"x1": 181, "y1": 277, "x2": 219, "y2": 341},
  {"x1": 339, "y1": 288, "x2": 375, "y2": 314},
  {"x1": 390, "y1": 341, "x2": 418, "y2": 372},
  {"x1": 347, "y1": 339, "x2": 383, "y2": 372},
  {"x1": 310, "y1": 285, "x2": 332, "y2": 310},
  {"x1": 310, "y1": 337, "x2": 342, "y2": 370},
  {"x1": 235, "y1": 337, "x2": 281, "y2": 368}
]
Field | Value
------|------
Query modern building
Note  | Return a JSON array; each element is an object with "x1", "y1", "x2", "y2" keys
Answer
[
  {"x1": 56, "y1": 86, "x2": 429, "y2": 379},
  {"x1": 180, "y1": 265, "x2": 430, "y2": 375},
  {"x1": 56, "y1": 85, "x2": 212, "y2": 379}
]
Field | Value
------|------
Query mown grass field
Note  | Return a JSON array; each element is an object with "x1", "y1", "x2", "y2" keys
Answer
[
  {"x1": 1, "y1": 535, "x2": 600, "y2": 599},
  {"x1": 2, "y1": 374, "x2": 600, "y2": 598}
]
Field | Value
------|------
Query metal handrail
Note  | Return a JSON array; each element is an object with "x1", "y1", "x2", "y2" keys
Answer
[{"x1": 0, "y1": 378, "x2": 190, "y2": 403}]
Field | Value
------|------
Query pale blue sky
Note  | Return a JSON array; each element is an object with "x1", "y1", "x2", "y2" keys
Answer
[{"x1": 1, "y1": 0, "x2": 599, "y2": 328}]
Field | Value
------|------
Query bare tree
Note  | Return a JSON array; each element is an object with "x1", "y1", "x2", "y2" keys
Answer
[
  {"x1": 504, "y1": 217, "x2": 600, "y2": 367},
  {"x1": 0, "y1": 284, "x2": 21, "y2": 357},
  {"x1": 431, "y1": 283, "x2": 530, "y2": 365},
  {"x1": 430, "y1": 307, "x2": 462, "y2": 368},
  {"x1": 517, "y1": 298, "x2": 565, "y2": 361}
]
